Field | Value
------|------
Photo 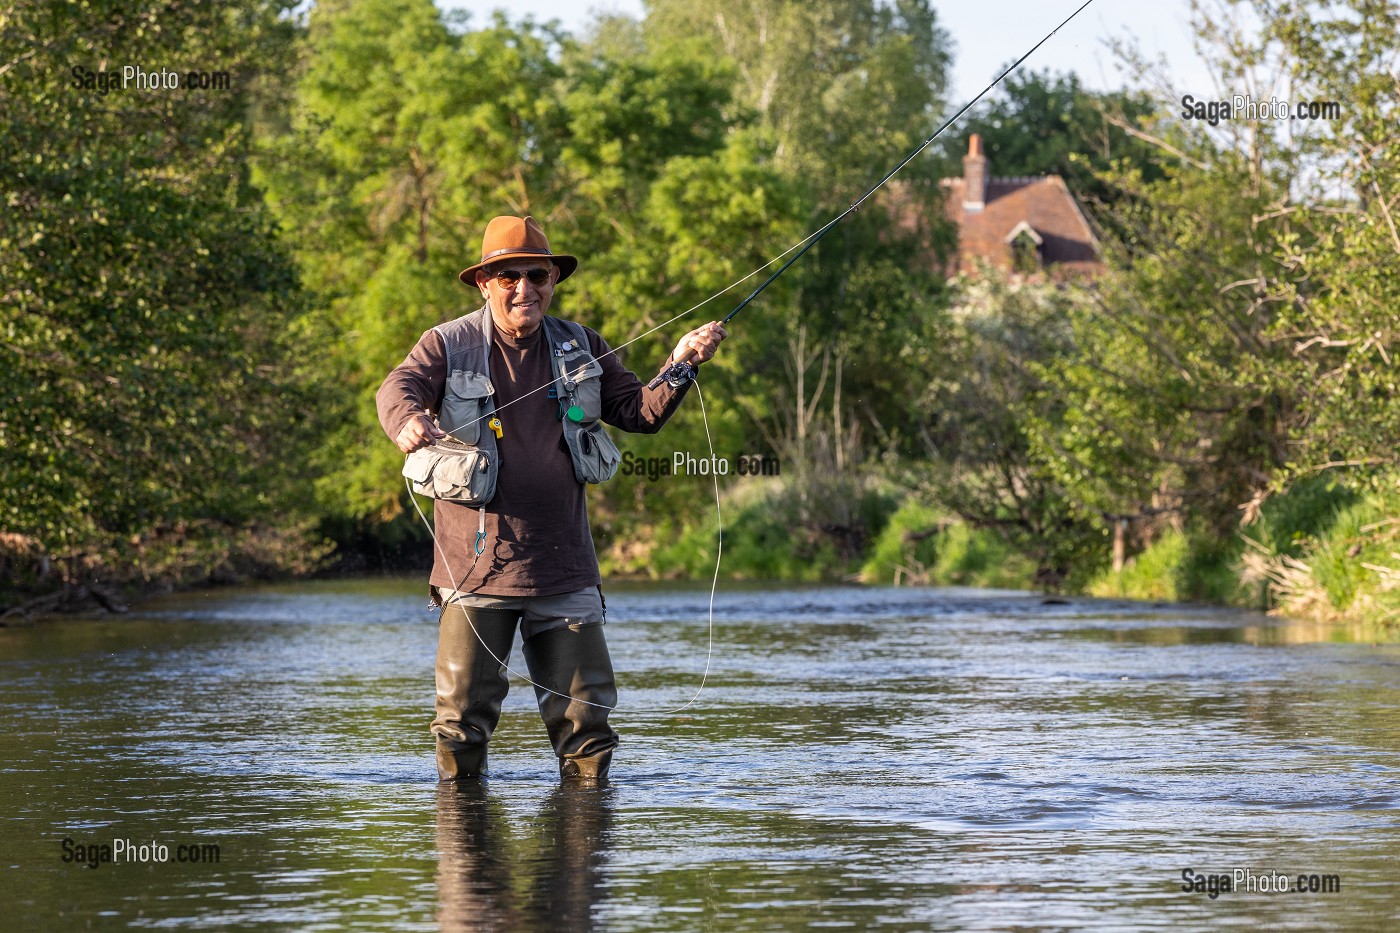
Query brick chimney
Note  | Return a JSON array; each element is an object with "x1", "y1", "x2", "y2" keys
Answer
[{"x1": 962, "y1": 134, "x2": 988, "y2": 212}]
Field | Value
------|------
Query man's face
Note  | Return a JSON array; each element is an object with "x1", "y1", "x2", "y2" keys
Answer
[{"x1": 475, "y1": 259, "x2": 558, "y2": 338}]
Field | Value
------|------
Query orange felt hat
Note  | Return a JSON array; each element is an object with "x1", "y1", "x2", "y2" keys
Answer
[{"x1": 458, "y1": 215, "x2": 578, "y2": 284}]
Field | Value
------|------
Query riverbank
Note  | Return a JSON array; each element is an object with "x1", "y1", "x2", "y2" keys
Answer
[
  {"x1": 603, "y1": 475, "x2": 1400, "y2": 627},
  {"x1": 0, "y1": 522, "x2": 334, "y2": 623},
  {"x1": 1086, "y1": 479, "x2": 1400, "y2": 627},
  {"x1": 6, "y1": 476, "x2": 1396, "y2": 626}
]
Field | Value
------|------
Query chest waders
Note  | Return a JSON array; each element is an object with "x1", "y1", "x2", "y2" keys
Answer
[{"x1": 427, "y1": 307, "x2": 620, "y2": 782}]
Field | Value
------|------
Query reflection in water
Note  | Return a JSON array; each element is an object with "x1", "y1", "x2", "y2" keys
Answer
[{"x1": 435, "y1": 781, "x2": 612, "y2": 932}]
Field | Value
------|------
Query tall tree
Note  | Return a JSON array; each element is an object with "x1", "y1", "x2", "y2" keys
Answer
[
  {"x1": 1261, "y1": 0, "x2": 1400, "y2": 487},
  {"x1": 259, "y1": 1, "x2": 799, "y2": 555},
  {"x1": 0, "y1": 0, "x2": 316, "y2": 602},
  {"x1": 644, "y1": 0, "x2": 957, "y2": 537}
]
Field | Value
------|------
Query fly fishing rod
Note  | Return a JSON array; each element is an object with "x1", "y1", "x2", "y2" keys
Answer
[
  {"x1": 409, "y1": 0, "x2": 1101, "y2": 715},
  {"x1": 648, "y1": 0, "x2": 1099, "y2": 391}
]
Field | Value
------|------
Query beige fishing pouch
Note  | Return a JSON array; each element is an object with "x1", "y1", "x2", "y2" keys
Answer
[{"x1": 402, "y1": 436, "x2": 498, "y2": 506}]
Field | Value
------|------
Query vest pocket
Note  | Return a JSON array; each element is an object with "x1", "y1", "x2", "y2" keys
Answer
[
  {"x1": 564, "y1": 420, "x2": 621, "y2": 484},
  {"x1": 402, "y1": 438, "x2": 498, "y2": 506},
  {"x1": 440, "y1": 371, "x2": 493, "y2": 444},
  {"x1": 560, "y1": 354, "x2": 604, "y2": 423}
]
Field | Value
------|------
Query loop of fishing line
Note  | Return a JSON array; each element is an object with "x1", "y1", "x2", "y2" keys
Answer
[{"x1": 408, "y1": 379, "x2": 720, "y2": 716}]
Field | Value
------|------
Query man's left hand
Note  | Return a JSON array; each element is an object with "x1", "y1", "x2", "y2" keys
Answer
[{"x1": 671, "y1": 321, "x2": 728, "y2": 366}]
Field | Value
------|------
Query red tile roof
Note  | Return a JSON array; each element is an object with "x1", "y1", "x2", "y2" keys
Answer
[{"x1": 932, "y1": 134, "x2": 1103, "y2": 281}]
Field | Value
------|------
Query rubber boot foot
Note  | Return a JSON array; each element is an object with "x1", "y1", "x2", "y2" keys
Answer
[
  {"x1": 437, "y1": 743, "x2": 487, "y2": 782},
  {"x1": 559, "y1": 748, "x2": 612, "y2": 782}
]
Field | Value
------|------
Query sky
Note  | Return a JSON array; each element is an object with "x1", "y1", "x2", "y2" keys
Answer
[{"x1": 438, "y1": 0, "x2": 1220, "y2": 108}]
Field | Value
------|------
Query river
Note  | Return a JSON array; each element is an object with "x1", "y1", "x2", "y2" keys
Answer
[{"x1": 2, "y1": 579, "x2": 1398, "y2": 930}]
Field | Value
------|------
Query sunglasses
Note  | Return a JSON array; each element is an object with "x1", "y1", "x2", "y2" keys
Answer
[{"x1": 490, "y1": 267, "x2": 552, "y2": 289}]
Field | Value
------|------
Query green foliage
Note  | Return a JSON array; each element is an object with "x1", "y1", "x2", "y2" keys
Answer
[
  {"x1": 860, "y1": 501, "x2": 1037, "y2": 589},
  {"x1": 1034, "y1": 145, "x2": 1297, "y2": 541},
  {"x1": 1253, "y1": 480, "x2": 1400, "y2": 624},
  {"x1": 929, "y1": 522, "x2": 1037, "y2": 590},
  {"x1": 645, "y1": 0, "x2": 951, "y2": 188},
  {"x1": 1259, "y1": 2, "x2": 1400, "y2": 486},
  {"x1": 1089, "y1": 530, "x2": 1190, "y2": 602},
  {"x1": 1246, "y1": 476, "x2": 1359, "y2": 561},
  {"x1": 649, "y1": 490, "x2": 837, "y2": 583},
  {"x1": 860, "y1": 501, "x2": 944, "y2": 584},
  {"x1": 1178, "y1": 534, "x2": 1248, "y2": 605},
  {"x1": 916, "y1": 275, "x2": 1107, "y2": 580},
  {"x1": 1031, "y1": 1, "x2": 1397, "y2": 618},
  {"x1": 934, "y1": 69, "x2": 1166, "y2": 202},
  {"x1": 256, "y1": 0, "x2": 568, "y2": 529},
  {"x1": 1090, "y1": 529, "x2": 1242, "y2": 605},
  {"x1": 1309, "y1": 488, "x2": 1400, "y2": 621},
  {"x1": 639, "y1": 477, "x2": 899, "y2": 582},
  {"x1": 643, "y1": 0, "x2": 957, "y2": 523},
  {"x1": 0, "y1": 0, "x2": 323, "y2": 598}
]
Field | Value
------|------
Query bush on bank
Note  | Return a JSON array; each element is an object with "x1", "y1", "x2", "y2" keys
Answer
[
  {"x1": 858, "y1": 501, "x2": 1036, "y2": 589},
  {"x1": 1088, "y1": 476, "x2": 1400, "y2": 625}
]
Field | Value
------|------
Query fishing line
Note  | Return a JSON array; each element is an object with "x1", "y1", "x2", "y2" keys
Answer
[
  {"x1": 408, "y1": 378, "x2": 721, "y2": 716},
  {"x1": 652, "y1": 0, "x2": 1101, "y2": 386},
  {"x1": 435, "y1": 0, "x2": 1100, "y2": 437},
  {"x1": 405, "y1": 0, "x2": 1097, "y2": 711},
  {"x1": 429, "y1": 226, "x2": 826, "y2": 447}
]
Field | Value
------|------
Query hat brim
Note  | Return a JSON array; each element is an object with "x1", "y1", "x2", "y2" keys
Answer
[{"x1": 459, "y1": 252, "x2": 577, "y2": 285}]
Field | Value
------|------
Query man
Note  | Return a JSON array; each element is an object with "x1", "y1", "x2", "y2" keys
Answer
[{"x1": 377, "y1": 215, "x2": 725, "y2": 782}]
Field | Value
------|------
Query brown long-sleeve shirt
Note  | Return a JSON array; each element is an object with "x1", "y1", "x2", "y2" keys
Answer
[{"x1": 376, "y1": 311, "x2": 689, "y2": 597}]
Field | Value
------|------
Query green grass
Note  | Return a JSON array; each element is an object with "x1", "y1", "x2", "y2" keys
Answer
[
  {"x1": 1088, "y1": 528, "x2": 1190, "y2": 601},
  {"x1": 860, "y1": 501, "x2": 1036, "y2": 589},
  {"x1": 1289, "y1": 485, "x2": 1400, "y2": 623}
]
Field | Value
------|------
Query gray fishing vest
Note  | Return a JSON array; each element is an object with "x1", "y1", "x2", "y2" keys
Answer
[{"x1": 431, "y1": 306, "x2": 620, "y2": 504}]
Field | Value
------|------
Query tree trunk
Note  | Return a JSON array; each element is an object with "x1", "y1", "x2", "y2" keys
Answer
[{"x1": 1112, "y1": 518, "x2": 1129, "y2": 573}]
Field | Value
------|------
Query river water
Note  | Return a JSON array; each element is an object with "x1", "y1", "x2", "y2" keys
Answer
[{"x1": 2, "y1": 580, "x2": 1398, "y2": 930}]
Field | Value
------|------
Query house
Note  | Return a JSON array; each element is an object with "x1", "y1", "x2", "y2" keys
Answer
[{"x1": 940, "y1": 134, "x2": 1101, "y2": 280}]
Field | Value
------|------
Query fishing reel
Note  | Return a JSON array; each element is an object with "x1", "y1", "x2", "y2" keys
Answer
[{"x1": 646, "y1": 359, "x2": 697, "y2": 390}]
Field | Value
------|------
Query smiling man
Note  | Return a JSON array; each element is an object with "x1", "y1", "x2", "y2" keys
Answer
[{"x1": 377, "y1": 215, "x2": 725, "y2": 782}]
